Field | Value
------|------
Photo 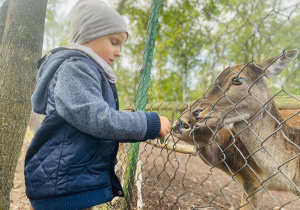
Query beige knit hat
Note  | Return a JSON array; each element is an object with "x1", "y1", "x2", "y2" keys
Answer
[{"x1": 68, "y1": 0, "x2": 128, "y2": 44}]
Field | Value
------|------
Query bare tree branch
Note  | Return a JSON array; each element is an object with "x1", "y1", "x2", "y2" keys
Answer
[{"x1": 145, "y1": 139, "x2": 197, "y2": 154}]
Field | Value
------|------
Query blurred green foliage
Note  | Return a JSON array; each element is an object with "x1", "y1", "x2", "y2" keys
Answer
[
  {"x1": 43, "y1": 0, "x2": 70, "y2": 52},
  {"x1": 42, "y1": 0, "x2": 300, "y2": 108}
]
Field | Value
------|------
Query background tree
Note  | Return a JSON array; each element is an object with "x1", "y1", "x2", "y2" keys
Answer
[
  {"x1": 115, "y1": 0, "x2": 300, "y2": 106},
  {"x1": 8, "y1": 0, "x2": 297, "y2": 108},
  {"x1": 43, "y1": 0, "x2": 70, "y2": 52},
  {"x1": 0, "y1": 0, "x2": 48, "y2": 208},
  {"x1": 115, "y1": 0, "x2": 229, "y2": 105}
]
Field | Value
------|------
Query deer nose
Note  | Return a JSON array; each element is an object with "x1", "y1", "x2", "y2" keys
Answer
[{"x1": 192, "y1": 108, "x2": 203, "y2": 119}]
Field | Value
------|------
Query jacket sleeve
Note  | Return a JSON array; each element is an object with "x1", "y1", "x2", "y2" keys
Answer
[{"x1": 53, "y1": 59, "x2": 161, "y2": 141}]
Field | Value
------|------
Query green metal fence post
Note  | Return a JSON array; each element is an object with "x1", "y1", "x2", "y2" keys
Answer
[{"x1": 120, "y1": 0, "x2": 163, "y2": 209}]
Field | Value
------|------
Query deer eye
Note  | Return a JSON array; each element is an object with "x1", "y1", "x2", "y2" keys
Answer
[
  {"x1": 232, "y1": 77, "x2": 243, "y2": 85},
  {"x1": 183, "y1": 124, "x2": 189, "y2": 129}
]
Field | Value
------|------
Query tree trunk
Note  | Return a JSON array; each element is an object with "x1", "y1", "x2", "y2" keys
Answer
[
  {"x1": 0, "y1": 0, "x2": 48, "y2": 209},
  {"x1": 0, "y1": 0, "x2": 9, "y2": 43}
]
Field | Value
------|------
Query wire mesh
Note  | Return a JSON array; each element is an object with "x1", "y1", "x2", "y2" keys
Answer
[{"x1": 99, "y1": 0, "x2": 300, "y2": 209}]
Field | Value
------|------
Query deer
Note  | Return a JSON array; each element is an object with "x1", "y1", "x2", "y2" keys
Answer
[
  {"x1": 173, "y1": 100, "x2": 264, "y2": 209},
  {"x1": 173, "y1": 99, "x2": 300, "y2": 209},
  {"x1": 189, "y1": 49, "x2": 300, "y2": 209}
]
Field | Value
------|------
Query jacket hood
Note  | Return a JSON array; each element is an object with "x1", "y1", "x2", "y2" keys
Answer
[{"x1": 31, "y1": 49, "x2": 88, "y2": 114}]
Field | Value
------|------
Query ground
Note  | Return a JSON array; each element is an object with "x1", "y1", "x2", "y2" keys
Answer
[
  {"x1": 10, "y1": 137, "x2": 300, "y2": 210},
  {"x1": 10, "y1": 138, "x2": 31, "y2": 210},
  {"x1": 132, "y1": 143, "x2": 300, "y2": 210},
  {"x1": 10, "y1": 109, "x2": 300, "y2": 210}
]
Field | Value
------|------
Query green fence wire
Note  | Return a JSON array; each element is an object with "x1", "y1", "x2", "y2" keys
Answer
[{"x1": 120, "y1": 1, "x2": 162, "y2": 209}]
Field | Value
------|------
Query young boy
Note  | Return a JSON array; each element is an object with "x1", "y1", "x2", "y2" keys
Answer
[{"x1": 24, "y1": 0, "x2": 171, "y2": 209}]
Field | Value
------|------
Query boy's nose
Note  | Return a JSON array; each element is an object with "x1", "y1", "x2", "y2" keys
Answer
[{"x1": 115, "y1": 49, "x2": 121, "y2": 57}]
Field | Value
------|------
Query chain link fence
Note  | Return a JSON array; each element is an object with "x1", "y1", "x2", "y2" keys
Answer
[{"x1": 99, "y1": 0, "x2": 300, "y2": 209}]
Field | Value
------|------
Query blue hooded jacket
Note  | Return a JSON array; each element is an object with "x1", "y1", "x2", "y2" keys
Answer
[{"x1": 24, "y1": 49, "x2": 161, "y2": 209}]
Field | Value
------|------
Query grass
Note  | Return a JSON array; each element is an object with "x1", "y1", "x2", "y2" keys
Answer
[{"x1": 24, "y1": 127, "x2": 35, "y2": 142}]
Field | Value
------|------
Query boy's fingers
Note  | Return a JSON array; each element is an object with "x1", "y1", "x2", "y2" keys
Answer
[{"x1": 158, "y1": 115, "x2": 171, "y2": 137}]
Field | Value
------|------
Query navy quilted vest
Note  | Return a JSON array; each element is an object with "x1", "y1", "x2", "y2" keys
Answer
[{"x1": 24, "y1": 56, "x2": 123, "y2": 209}]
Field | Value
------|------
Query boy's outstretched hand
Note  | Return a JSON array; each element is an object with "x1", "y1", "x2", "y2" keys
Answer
[{"x1": 159, "y1": 116, "x2": 171, "y2": 137}]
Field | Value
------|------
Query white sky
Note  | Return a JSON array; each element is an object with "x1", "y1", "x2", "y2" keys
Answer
[
  {"x1": 61, "y1": 0, "x2": 111, "y2": 14},
  {"x1": 61, "y1": 0, "x2": 76, "y2": 14}
]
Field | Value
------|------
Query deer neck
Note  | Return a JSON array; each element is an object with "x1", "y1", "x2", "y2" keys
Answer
[
  {"x1": 197, "y1": 145, "x2": 220, "y2": 166},
  {"x1": 232, "y1": 99, "x2": 299, "y2": 172},
  {"x1": 196, "y1": 128, "x2": 233, "y2": 167},
  {"x1": 234, "y1": 98, "x2": 284, "y2": 137}
]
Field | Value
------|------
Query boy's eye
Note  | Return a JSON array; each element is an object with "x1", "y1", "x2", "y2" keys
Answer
[{"x1": 111, "y1": 41, "x2": 116, "y2": 45}]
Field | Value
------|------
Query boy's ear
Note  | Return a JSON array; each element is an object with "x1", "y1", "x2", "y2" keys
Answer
[{"x1": 258, "y1": 49, "x2": 299, "y2": 78}]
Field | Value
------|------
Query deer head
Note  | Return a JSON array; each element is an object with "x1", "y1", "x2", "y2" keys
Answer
[
  {"x1": 193, "y1": 50, "x2": 299, "y2": 127},
  {"x1": 173, "y1": 99, "x2": 218, "y2": 146}
]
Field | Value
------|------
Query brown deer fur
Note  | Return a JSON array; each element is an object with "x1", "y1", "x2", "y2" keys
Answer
[
  {"x1": 190, "y1": 50, "x2": 300, "y2": 209},
  {"x1": 173, "y1": 101, "x2": 299, "y2": 209},
  {"x1": 174, "y1": 50, "x2": 300, "y2": 209}
]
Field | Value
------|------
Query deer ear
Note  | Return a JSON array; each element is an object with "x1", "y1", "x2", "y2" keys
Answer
[{"x1": 258, "y1": 49, "x2": 299, "y2": 77}]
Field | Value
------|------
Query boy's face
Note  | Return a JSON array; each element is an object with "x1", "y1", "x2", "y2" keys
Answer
[{"x1": 82, "y1": 32, "x2": 127, "y2": 66}]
